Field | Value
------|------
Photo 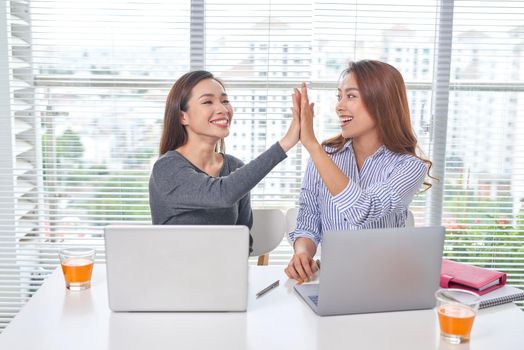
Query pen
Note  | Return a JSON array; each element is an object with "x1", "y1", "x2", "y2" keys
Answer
[{"x1": 256, "y1": 280, "x2": 279, "y2": 298}]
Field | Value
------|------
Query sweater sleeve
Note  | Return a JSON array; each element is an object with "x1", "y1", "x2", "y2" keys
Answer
[{"x1": 150, "y1": 142, "x2": 287, "y2": 210}]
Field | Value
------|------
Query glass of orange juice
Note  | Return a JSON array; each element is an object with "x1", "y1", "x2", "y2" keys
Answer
[
  {"x1": 435, "y1": 288, "x2": 480, "y2": 344},
  {"x1": 59, "y1": 247, "x2": 95, "y2": 291}
]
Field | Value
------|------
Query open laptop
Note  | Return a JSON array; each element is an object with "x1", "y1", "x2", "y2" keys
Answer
[
  {"x1": 295, "y1": 226, "x2": 445, "y2": 316},
  {"x1": 104, "y1": 225, "x2": 249, "y2": 312}
]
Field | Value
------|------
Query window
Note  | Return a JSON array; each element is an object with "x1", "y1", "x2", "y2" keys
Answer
[{"x1": 1, "y1": 0, "x2": 523, "y2": 332}]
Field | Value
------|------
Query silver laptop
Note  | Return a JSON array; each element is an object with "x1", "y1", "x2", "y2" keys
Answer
[
  {"x1": 295, "y1": 226, "x2": 445, "y2": 316},
  {"x1": 104, "y1": 225, "x2": 249, "y2": 312}
]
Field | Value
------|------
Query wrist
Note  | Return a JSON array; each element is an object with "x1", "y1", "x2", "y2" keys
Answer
[
  {"x1": 305, "y1": 141, "x2": 322, "y2": 154},
  {"x1": 294, "y1": 237, "x2": 316, "y2": 257},
  {"x1": 278, "y1": 138, "x2": 292, "y2": 153},
  {"x1": 295, "y1": 249, "x2": 312, "y2": 258}
]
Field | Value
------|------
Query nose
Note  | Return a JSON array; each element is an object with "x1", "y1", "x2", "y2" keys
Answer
[
  {"x1": 216, "y1": 102, "x2": 228, "y2": 115},
  {"x1": 336, "y1": 99, "x2": 345, "y2": 113},
  {"x1": 216, "y1": 101, "x2": 232, "y2": 118}
]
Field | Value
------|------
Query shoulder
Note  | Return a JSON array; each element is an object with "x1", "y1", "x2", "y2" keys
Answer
[
  {"x1": 383, "y1": 149, "x2": 427, "y2": 172},
  {"x1": 153, "y1": 150, "x2": 183, "y2": 165},
  {"x1": 393, "y1": 151, "x2": 425, "y2": 165},
  {"x1": 222, "y1": 153, "x2": 245, "y2": 170},
  {"x1": 151, "y1": 151, "x2": 188, "y2": 174}
]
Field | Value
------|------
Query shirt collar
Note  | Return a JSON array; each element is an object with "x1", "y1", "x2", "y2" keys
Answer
[{"x1": 343, "y1": 138, "x2": 387, "y2": 159}]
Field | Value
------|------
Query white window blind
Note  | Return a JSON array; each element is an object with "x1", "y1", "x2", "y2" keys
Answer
[
  {"x1": 204, "y1": 0, "x2": 441, "y2": 264},
  {"x1": 1, "y1": 0, "x2": 523, "y2": 332},
  {"x1": 443, "y1": 0, "x2": 524, "y2": 289}
]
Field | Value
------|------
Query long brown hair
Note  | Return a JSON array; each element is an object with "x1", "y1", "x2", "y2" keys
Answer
[
  {"x1": 159, "y1": 70, "x2": 226, "y2": 155},
  {"x1": 322, "y1": 60, "x2": 434, "y2": 190}
]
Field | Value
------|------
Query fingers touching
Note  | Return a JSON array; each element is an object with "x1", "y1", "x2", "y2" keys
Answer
[{"x1": 284, "y1": 252, "x2": 316, "y2": 283}]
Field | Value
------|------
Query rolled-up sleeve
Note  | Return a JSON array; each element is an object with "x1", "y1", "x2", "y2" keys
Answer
[
  {"x1": 289, "y1": 159, "x2": 322, "y2": 246},
  {"x1": 331, "y1": 158, "x2": 427, "y2": 226}
]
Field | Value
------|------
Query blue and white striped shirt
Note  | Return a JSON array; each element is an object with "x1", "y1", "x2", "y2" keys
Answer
[{"x1": 289, "y1": 139, "x2": 427, "y2": 246}]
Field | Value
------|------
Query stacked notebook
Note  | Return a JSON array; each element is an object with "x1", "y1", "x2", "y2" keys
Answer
[
  {"x1": 476, "y1": 285, "x2": 524, "y2": 309},
  {"x1": 440, "y1": 259, "x2": 524, "y2": 309}
]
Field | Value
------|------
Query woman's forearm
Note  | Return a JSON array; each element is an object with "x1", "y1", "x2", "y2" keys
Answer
[{"x1": 306, "y1": 143, "x2": 349, "y2": 197}]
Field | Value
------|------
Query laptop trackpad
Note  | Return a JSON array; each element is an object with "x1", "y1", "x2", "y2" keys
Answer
[{"x1": 294, "y1": 284, "x2": 320, "y2": 313}]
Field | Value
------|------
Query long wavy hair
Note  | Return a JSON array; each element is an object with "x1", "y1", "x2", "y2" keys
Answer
[
  {"x1": 159, "y1": 70, "x2": 226, "y2": 155},
  {"x1": 322, "y1": 60, "x2": 434, "y2": 190}
]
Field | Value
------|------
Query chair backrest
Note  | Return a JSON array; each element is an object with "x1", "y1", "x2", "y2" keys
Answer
[
  {"x1": 250, "y1": 209, "x2": 286, "y2": 258},
  {"x1": 406, "y1": 209, "x2": 415, "y2": 227}
]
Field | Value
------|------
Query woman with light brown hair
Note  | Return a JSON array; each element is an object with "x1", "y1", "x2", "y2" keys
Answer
[{"x1": 285, "y1": 60, "x2": 433, "y2": 282}]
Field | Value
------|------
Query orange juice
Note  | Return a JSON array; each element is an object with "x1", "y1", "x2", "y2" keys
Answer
[
  {"x1": 61, "y1": 258, "x2": 94, "y2": 284},
  {"x1": 438, "y1": 304, "x2": 476, "y2": 338}
]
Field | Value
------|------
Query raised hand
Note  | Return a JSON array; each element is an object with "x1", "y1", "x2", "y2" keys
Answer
[
  {"x1": 278, "y1": 88, "x2": 302, "y2": 152},
  {"x1": 298, "y1": 82, "x2": 319, "y2": 150}
]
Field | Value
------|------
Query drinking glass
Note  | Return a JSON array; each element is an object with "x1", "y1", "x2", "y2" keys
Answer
[
  {"x1": 435, "y1": 288, "x2": 480, "y2": 344},
  {"x1": 59, "y1": 247, "x2": 95, "y2": 291}
]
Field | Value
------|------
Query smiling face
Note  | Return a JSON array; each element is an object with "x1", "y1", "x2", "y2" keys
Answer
[
  {"x1": 180, "y1": 78, "x2": 233, "y2": 143},
  {"x1": 336, "y1": 73, "x2": 378, "y2": 141}
]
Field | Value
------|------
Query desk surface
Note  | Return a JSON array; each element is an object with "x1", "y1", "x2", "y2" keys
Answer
[{"x1": 1, "y1": 265, "x2": 523, "y2": 350}]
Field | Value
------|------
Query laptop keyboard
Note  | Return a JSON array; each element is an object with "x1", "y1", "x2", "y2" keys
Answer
[{"x1": 308, "y1": 295, "x2": 319, "y2": 305}]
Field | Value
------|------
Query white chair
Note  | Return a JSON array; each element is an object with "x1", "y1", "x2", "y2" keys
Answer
[
  {"x1": 406, "y1": 209, "x2": 415, "y2": 227},
  {"x1": 250, "y1": 209, "x2": 286, "y2": 266}
]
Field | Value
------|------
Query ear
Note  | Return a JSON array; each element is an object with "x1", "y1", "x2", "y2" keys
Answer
[{"x1": 179, "y1": 111, "x2": 189, "y2": 126}]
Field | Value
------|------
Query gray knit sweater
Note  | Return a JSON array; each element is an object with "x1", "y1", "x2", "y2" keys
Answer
[{"x1": 148, "y1": 142, "x2": 287, "y2": 248}]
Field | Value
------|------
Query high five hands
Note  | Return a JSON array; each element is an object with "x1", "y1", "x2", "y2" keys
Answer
[{"x1": 291, "y1": 82, "x2": 320, "y2": 150}]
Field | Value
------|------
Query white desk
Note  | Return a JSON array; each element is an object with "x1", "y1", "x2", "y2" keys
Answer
[{"x1": 1, "y1": 265, "x2": 523, "y2": 350}]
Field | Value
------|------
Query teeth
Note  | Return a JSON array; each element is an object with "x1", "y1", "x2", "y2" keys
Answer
[
  {"x1": 340, "y1": 116, "x2": 353, "y2": 123},
  {"x1": 211, "y1": 119, "x2": 228, "y2": 125}
]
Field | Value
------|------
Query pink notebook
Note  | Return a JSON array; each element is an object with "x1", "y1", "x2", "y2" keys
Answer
[{"x1": 440, "y1": 259, "x2": 507, "y2": 295}]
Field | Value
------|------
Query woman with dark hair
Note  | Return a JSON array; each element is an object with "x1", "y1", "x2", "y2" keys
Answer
[
  {"x1": 149, "y1": 71, "x2": 300, "y2": 252},
  {"x1": 285, "y1": 60, "x2": 433, "y2": 282}
]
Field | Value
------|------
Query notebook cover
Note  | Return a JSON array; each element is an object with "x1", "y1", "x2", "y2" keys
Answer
[{"x1": 440, "y1": 259, "x2": 507, "y2": 296}]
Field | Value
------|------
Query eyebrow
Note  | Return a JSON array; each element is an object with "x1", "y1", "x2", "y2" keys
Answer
[
  {"x1": 198, "y1": 93, "x2": 228, "y2": 99},
  {"x1": 337, "y1": 88, "x2": 359, "y2": 92}
]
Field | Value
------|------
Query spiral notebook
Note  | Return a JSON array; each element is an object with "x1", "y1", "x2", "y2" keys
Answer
[{"x1": 478, "y1": 285, "x2": 524, "y2": 309}]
